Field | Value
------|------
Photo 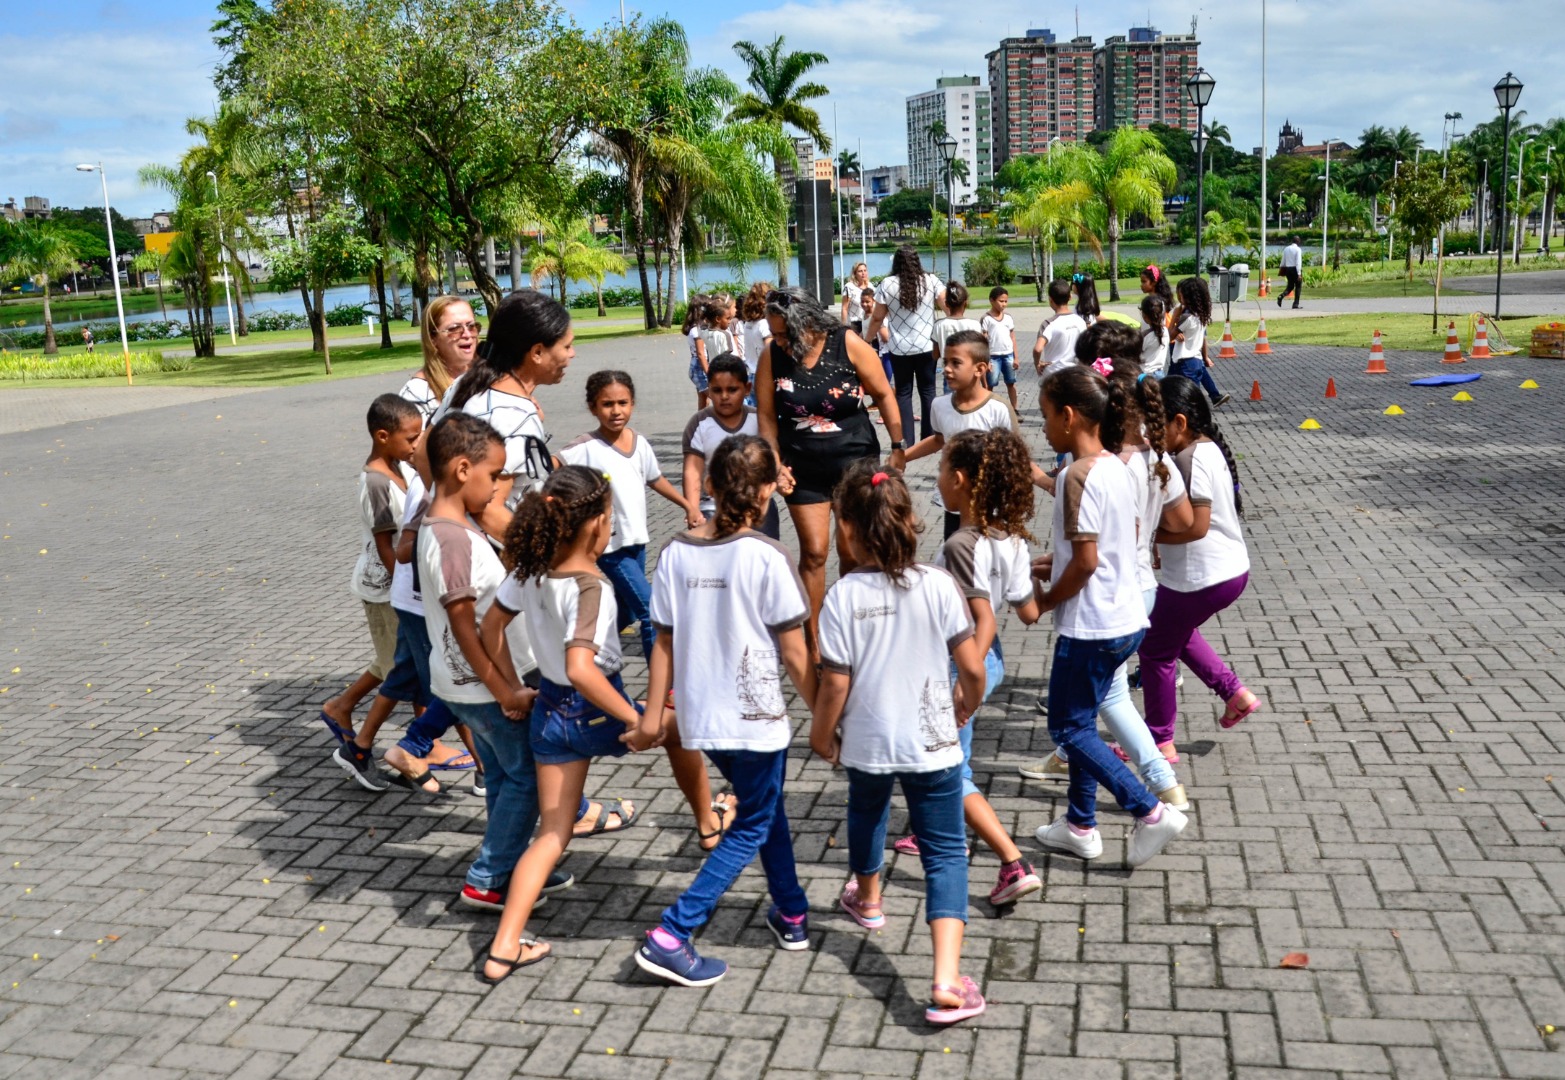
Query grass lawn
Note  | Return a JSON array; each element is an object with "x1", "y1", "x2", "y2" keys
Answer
[
  {"x1": 0, "y1": 318, "x2": 668, "y2": 390},
  {"x1": 1224, "y1": 311, "x2": 1562, "y2": 353}
]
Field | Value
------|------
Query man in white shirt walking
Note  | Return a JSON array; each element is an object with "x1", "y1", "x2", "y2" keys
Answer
[{"x1": 1277, "y1": 237, "x2": 1303, "y2": 309}]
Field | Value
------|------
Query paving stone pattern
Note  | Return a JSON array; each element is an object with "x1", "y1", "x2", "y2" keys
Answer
[{"x1": 1, "y1": 331, "x2": 1563, "y2": 1079}]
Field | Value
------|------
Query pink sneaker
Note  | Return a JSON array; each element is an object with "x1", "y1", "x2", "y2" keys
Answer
[
  {"x1": 893, "y1": 835, "x2": 921, "y2": 856},
  {"x1": 925, "y1": 975, "x2": 986, "y2": 1025},
  {"x1": 988, "y1": 860, "x2": 1042, "y2": 906}
]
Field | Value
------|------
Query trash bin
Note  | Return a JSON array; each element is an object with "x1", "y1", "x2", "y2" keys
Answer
[{"x1": 1208, "y1": 264, "x2": 1249, "y2": 304}]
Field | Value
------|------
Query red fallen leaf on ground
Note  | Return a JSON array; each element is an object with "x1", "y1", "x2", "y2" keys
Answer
[
  {"x1": 1278, "y1": 952, "x2": 1309, "y2": 969},
  {"x1": 104, "y1": 935, "x2": 120, "y2": 942}
]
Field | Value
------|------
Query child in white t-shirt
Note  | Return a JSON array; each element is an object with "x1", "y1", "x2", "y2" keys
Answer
[
  {"x1": 904, "y1": 330, "x2": 1019, "y2": 539},
  {"x1": 561, "y1": 370, "x2": 702, "y2": 663},
  {"x1": 1170, "y1": 276, "x2": 1230, "y2": 407},
  {"x1": 899, "y1": 429, "x2": 1045, "y2": 908},
  {"x1": 680, "y1": 354, "x2": 782, "y2": 539},
  {"x1": 811, "y1": 461, "x2": 989, "y2": 1026},
  {"x1": 1139, "y1": 374, "x2": 1258, "y2": 754},
  {"x1": 629, "y1": 435, "x2": 818, "y2": 987},
  {"x1": 1032, "y1": 278, "x2": 1086, "y2": 376},
  {"x1": 979, "y1": 287, "x2": 1019, "y2": 407},
  {"x1": 417, "y1": 412, "x2": 548, "y2": 914},
  {"x1": 1139, "y1": 295, "x2": 1170, "y2": 376},
  {"x1": 325, "y1": 394, "x2": 422, "y2": 792},
  {"x1": 1031, "y1": 365, "x2": 1187, "y2": 869},
  {"x1": 933, "y1": 280, "x2": 982, "y2": 393}
]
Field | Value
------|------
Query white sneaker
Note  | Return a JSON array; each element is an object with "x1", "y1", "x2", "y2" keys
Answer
[
  {"x1": 1127, "y1": 805, "x2": 1187, "y2": 867},
  {"x1": 1034, "y1": 817, "x2": 1102, "y2": 860},
  {"x1": 1017, "y1": 753, "x2": 1070, "y2": 781}
]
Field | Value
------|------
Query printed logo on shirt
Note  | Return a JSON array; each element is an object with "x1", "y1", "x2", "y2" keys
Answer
[
  {"x1": 441, "y1": 626, "x2": 480, "y2": 685},
  {"x1": 917, "y1": 677, "x2": 958, "y2": 752},
  {"x1": 684, "y1": 576, "x2": 729, "y2": 589},
  {"x1": 735, "y1": 645, "x2": 787, "y2": 722},
  {"x1": 853, "y1": 604, "x2": 895, "y2": 621}
]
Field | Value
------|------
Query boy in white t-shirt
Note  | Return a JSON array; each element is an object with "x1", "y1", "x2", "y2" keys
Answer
[
  {"x1": 1031, "y1": 365, "x2": 1186, "y2": 869},
  {"x1": 904, "y1": 330, "x2": 1019, "y2": 539},
  {"x1": 561, "y1": 370, "x2": 702, "y2": 663},
  {"x1": 1032, "y1": 279, "x2": 1086, "y2": 376},
  {"x1": 325, "y1": 394, "x2": 422, "y2": 792},
  {"x1": 680, "y1": 354, "x2": 781, "y2": 539},
  {"x1": 979, "y1": 287, "x2": 1019, "y2": 408},
  {"x1": 630, "y1": 435, "x2": 819, "y2": 987}
]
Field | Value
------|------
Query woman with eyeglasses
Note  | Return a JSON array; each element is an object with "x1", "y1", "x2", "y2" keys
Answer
[
  {"x1": 755, "y1": 287, "x2": 905, "y2": 661},
  {"x1": 400, "y1": 296, "x2": 480, "y2": 427}
]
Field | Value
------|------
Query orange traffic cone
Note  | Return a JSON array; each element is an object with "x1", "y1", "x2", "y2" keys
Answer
[
  {"x1": 1249, "y1": 379, "x2": 1262, "y2": 401},
  {"x1": 1366, "y1": 329, "x2": 1387, "y2": 374},
  {"x1": 1325, "y1": 377, "x2": 1338, "y2": 399},
  {"x1": 1218, "y1": 321, "x2": 1237, "y2": 359},
  {"x1": 1442, "y1": 322, "x2": 1465, "y2": 364},
  {"x1": 1258, "y1": 275, "x2": 1270, "y2": 299},
  {"x1": 1470, "y1": 317, "x2": 1492, "y2": 359},
  {"x1": 1254, "y1": 319, "x2": 1272, "y2": 355}
]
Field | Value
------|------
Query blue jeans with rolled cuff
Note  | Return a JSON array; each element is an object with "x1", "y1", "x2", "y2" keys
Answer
[
  {"x1": 598, "y1": 544, "x2": 655, "y2": 661},
  {"x1": 846, "y1": 763, "x2": 969, "y2": 923}
]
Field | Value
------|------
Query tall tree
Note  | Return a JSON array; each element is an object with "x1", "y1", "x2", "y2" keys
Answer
[
  {"x1": 729, "y1": 35, "x2": 831, "y2": 286},
  {"x1": 139, "y1": 161, "x2": 220, "y2": 357},
  {"x1": 837, "y1": 150, "x2": 860, "y2": 180},
  {"x1": 1388, "y1": 158, "x2": 1470, "y2": 330},
  {"x1": 0, "y1": 220, "x2": 80, "y2": 356},
  {"x1": 1049, "y1": 128, "x2": 1176, "y2": 300}
]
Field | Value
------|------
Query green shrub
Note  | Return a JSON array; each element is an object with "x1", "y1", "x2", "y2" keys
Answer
[
  {"x1": 0, "y1": 350, "x2": 192, "y2": 381},
  {"x1": 325, "y1": 303, "x2": 369, "y2": 327},
  {"x1": 963, "y1": 245, "x2": 1015, "y2": 287},
  {"x1": 248, "y1": 310, "x2": 309, "y2": 332}
]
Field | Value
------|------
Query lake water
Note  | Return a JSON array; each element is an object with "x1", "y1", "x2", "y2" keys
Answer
[{"x1": 3, "y1": 242, "x2": 1285, "y2": 336}]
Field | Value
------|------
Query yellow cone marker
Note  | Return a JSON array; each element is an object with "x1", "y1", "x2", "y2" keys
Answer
[
  {"x1": 1521, "y1": 379, "x2": 1540, "y2": 389},
  {"x1": 1452, "y1": 391, "x2": 1474, "y2": 402},
  {"x1": 1383, "y1": 405, "x2": 1405, "y2": 415},
  {"x1": 1298, "y1": 418, "x2": 1323, "y2": 430}
]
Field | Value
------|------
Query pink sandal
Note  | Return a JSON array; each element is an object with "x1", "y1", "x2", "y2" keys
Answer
[
  {"x1": 839, "y1": 880, "x2": 885, "y2": 928},
  {"x1": 925, "y1": 975, "x2": 986, "y2": 1024},
  {"x1": 1219, "y1": 691, "x2": 1262, "y2": 730}
]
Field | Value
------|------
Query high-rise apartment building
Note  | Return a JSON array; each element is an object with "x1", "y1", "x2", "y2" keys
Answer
[
  {"x1": 905, "y1": 76, "x2": 992, "y2": 206},
  {"x1": 1093, "y1": 26, "x2": 1200, "y2": 133},
  {"x1": 986, "y1": 30, "x2": 1095, "y2": 170}
]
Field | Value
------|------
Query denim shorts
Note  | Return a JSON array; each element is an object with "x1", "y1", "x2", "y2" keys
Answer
[
  {"x1": 991, "y1": 353, "x2": 1019, "y2": 386},
  {"x1": 688, "y1": 355, "x2": 709, "y2": 392},
  {"x1": 530, "y1": 673, "x2": 639, "y2": 765},
  {"x1": 377, "y1": 612, "x2": 428, "y2": 707}
]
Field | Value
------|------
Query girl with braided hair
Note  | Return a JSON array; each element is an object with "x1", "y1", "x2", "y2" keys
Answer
[{"x1": 629, "y1": 434, "x2": 818, "y2": 987}]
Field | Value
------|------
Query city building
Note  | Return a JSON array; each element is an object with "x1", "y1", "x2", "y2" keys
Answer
[
  {"x1": 1275, "y1": 121, "x2": 1354, "y2": 159},
  {"x1": 2, "y1": 196, "x2": 53, "y2": 222},
  {"x1": 1093, "y1": 25, "x2": 1200, "y2": 134},
  {"x1": 905, "y1": 76, "x2": 992, "y2": 206},
  {"x1": 986, "y1": 29, "x2": 1096, "y2": 169},
  {"x1": 863, "y1": 165, "x2": 908, "y2": 201}
]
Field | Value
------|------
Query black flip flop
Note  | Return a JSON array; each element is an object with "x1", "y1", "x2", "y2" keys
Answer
[
  {"x1": 477, "y1": 936, "x2": 550, "y2": 985},
  {"x1": 390, "y1": 769, "x2": 445, "y2": 796}
]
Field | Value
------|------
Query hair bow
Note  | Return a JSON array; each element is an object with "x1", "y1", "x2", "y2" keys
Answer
[
  {"x1": 1091, "y1": 357, "x2": 1115, "y2": 378},
  {"x1": 871, "y1": 471, "x2": 889, "y2": 486},
  {"x1": 1147, "y1": 264, "x2": 1161, "y2": 281}
]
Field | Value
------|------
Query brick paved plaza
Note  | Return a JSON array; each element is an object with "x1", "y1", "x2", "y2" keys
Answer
[{"x1": 2, "y1": 330, "x2": 1563, "y2": 1079}]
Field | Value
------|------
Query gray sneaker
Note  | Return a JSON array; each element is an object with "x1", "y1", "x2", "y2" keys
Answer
[{"x1": 333, "y1": 743, "x2": 390, "y2": 792}]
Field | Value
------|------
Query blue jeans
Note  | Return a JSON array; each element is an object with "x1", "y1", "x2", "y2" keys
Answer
[
  {"x1": 531, "y1": 674, "x2": 636, "y2": 765},
  {"x1": 846, "y1": 764, "x2": 968, "y2": 923},
  {"x1": 1047, "y1": 631, "x2": 1157, "y2": 829},
  {"x1": 660, "y1": 748, "x2": 807, "y2": 940},
  {"x1": 953, "y1": 642, "x2": 1006, "y2": 799},
  {"x1": 598, "y1": 544, "x2": 655, "y2": 661},
  {"x1": 448, "y1": 699, "x2": 538, "y2": 891},
  {"x1": 394, "y1": 608, "x2": 453, "y2": 758},
  {"x1": 1173, "y1": 356, "x2": 1223, "y2": 401},
  {"x1": 991, "y1": 353, "x2": 1019, "y2": 387}
]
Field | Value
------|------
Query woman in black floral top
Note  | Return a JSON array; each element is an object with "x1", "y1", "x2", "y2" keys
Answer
[{"x1": 755, "y1": 287, "x2": 905, "y2": 657}]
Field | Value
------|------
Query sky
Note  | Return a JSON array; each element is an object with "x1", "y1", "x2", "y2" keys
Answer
[{"x1": 3, "y1": 0, "x2": 1557, "y2": 218}]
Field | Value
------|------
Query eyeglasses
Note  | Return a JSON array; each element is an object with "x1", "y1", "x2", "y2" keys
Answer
[
  {"x1": 765, "y1": 290, "x2": 793, "y2": 309},
  {"x1": 439, "y1": 321, "x2": 481, "y2": 339}
]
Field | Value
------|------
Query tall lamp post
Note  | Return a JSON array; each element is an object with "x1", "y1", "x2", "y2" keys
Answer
[
  {"x1": 1542, "y1": 145, "x2": 1553, "y2": 255},
  {"x1": 936, "y1": 133, "x2": 958, "y2": 281},
  {"x1": 1493, "y1": 71, "x2": 1523, "y2": 317},
  {"x1": 75, "y1": 163, "x2": 131, "y2": 385},
  {"x1": 207, "y1": 171, "x2": 237, "y2": 346},
  {"x1": 1319, "y1": 140, "x2": 1336, "y2": 268},
  {"x1": 1514, "y1": 136, "x2": 1537, "y2": 264},
  {"x1": 1184, "y1": 68, "x2": 1215, "y2": 270}
]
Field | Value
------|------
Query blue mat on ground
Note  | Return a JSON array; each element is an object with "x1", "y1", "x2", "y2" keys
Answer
[{"x1": 1409, "y1": 373, "x2": 1482, "y2": 386}]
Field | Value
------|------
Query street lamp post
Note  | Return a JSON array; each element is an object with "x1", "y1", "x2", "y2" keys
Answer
[
  {"x1": 1319, "y1": 141, "x2": 1335, "y2": 268},
  {"x1": 1184, "y1": 68, "x2": 1215, "y2": 270},
  {"x1": 207, "y1": 171, "x2": 237, "y2": 346},
  {"x1": 936, "y1": 133, "x2": 958, "y2": 281},
  {"x1": 1493, "y1": 72, "x2": 1523, "y2": 317},
  {"x1": 1543, "y1": 146, "x2": 1554, "y2": 255},
  {"x1": 75, "y1": 163, "x2": 131, "y2": 385},
  {"x1": 1514, "y1": 136, "x2": 1537, "y2": 264}
]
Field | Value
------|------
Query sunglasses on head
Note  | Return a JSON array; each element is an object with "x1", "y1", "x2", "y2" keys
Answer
[{"x1": 765, "y1": 290, "x2": 793, "y2": 308}]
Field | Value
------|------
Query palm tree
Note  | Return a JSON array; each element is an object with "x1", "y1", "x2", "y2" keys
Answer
[
  {"x1": 837, "y1": 150, "x2": 860, "y2": 181},
  {"x1": 139, "y1": 161, "x2": 220, "y2": 357},
  {"x1": 1051, "y1": 128, "x2": 1177, "y2": 299},
  {"x1": 1356, "y1": 125, "x2": 1396, "y2": 163},
  {"x1": 529, "y1": 216, "x2": 628, "y2": 313},
  {"x1": 729, "y1": 35, "x2": 831, "y2": 285},
  {"x1": 1, "y1": 220, "x2": 80, "y2": 356},
  {"x1": 1008, "y1": 151, "x2": 1102, "y2": 291},
  {"x1": 130, "y1": 250, "x2": 168, "y2": 317}
]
